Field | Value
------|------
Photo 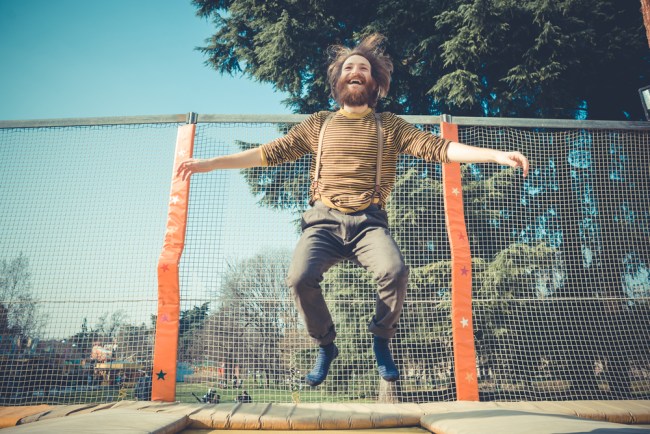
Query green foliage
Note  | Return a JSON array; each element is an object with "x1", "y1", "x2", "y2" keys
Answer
[
  {"x1": 478, "y1": 242, "x2": 558, "y2": 301},
  {"x1": 180, "y1": 302, "x2": 210, "y2": 336},
  {"x1": 179, "y1": 302, "x2": 210, "y2": 361},
  {"x1": 387, "y1": 167, "x2": 447, "y2": 268},
  {"x1": 462, "y1": 164, "x2": 528, "y2": 260},
  {"x1": 193, "y1": 0, "x2": 648, "y2": 119},
  {"x1": 434, "y1": 0, "x2": 649, "y2": 118},
  {"x1": 237, "y1": 139, "x2": 311, "y2": 211}
]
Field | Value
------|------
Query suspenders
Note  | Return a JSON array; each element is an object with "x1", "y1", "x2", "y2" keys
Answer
[{"x1": 312, "y1": 112, "x2": 384, "y2": 206}]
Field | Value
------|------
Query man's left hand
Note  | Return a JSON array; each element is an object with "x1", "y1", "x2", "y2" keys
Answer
[{"x1": 494, "y1": 151, "x2": 529, "y2": 177}]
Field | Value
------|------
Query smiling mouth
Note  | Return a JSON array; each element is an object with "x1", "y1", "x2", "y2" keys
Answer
[{"x1": 348, "y1": 79, "x2": 364, "y2": 85}]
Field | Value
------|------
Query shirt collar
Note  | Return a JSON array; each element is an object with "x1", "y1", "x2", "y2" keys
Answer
[{"x1": 338, "y1": 107, "x2": 373, "y2": 119}]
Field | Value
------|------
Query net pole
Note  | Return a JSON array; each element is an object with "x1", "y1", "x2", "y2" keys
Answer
[
  {"x1": 152, "y1": 121, "x2": 196, "y2": 401},
  {"x1": 441, "y1": 117, "x2": 479, "y2": 401}
]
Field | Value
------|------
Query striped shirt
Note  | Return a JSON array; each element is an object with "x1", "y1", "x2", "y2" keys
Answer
[{"x1": 260, "y1": 108, "x2": 450, "y2": 213}]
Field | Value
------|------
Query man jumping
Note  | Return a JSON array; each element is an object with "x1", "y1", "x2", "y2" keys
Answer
[{"x1": 177, "y1": 34, "x2": 529, "y2": 386}]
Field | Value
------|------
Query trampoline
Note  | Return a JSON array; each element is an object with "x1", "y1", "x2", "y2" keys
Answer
[{"x1": 0, "y1": 114, "x2": 649, "y2": 432}]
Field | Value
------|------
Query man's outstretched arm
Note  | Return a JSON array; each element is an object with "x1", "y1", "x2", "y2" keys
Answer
[
  {"x1": 446, "y1": 141, "x2": 529, "y2": 177},
  {"x1": 176, "y1": 147, "x2": 265, "y2": 181}
]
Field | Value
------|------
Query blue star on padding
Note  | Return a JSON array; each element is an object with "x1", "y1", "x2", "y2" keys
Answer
[{"x1": 156, "y1": 369, "x2": 167, "y2": 380}]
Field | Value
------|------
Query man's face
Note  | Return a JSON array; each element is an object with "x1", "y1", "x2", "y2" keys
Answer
[{"x1": 336, "y1": 54, "x2": 377, "y2": 108}]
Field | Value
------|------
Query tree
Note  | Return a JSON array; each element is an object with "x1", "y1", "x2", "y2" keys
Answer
[
  {"x1": 190, "y1": 304, "x2": 248, "y2": 379},
  {"x1": 221, "y1": 251, "x2": 297, "y2": 384},
  {"x1": 114, "y1": 324, "x2": 154, "y2": 363},
  {"x1": 432, "y1": 0, "x2": 649, "y2": 119},
  {"x1": 193, "y1": 0, "x2": 648, "y2": 119},
  {"x1": 0, "y1": 254, "x2": 42, "y2": 351},
  {"x1": 68, "y1": 318, "x2": 102, "y2": 361},
  {"x1": 187, "y1": 250, "x2": 300, "y2": 386},
  {"x1": 94, "y1": 310, "x2": 128, "y2": 341},
  {"x1": 237, "y1": 138, "x2": 312, "y2": 211},
  {"x1": 179, "y1": 302, "x2": 211, "y2": 363}
]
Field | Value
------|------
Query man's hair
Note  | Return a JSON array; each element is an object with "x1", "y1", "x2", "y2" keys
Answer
[{"x1": 327, "y1": 33, "x2": 394, "y2": 108}]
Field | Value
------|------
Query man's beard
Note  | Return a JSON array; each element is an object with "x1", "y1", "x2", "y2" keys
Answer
[{"x1": 336, "y1": 75, "x2": 378, "y2": 108}]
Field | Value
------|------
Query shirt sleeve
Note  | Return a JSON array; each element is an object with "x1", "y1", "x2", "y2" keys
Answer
[
  {"x1": 389, "y1": 113, "x2": 451, "y2": 163},
  {"x1": 260, "y1": 112, "x2": 322, "y2": 166}
]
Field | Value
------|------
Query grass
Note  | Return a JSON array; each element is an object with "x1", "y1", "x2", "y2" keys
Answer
[{"x1": 175, "y1": 380, "x2": 382, "y2": 404}]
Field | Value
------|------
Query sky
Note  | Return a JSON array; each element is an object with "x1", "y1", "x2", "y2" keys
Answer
[
  {"x1": 0, "y1": 0, "x2": 291, "y2": 120},
  {"x1": 0, "y1": 0, "x2": 299, "y2": 339}
]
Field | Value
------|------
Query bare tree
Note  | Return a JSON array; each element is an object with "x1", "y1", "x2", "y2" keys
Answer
[
  {"x1": 184, "y1": 250, "x2": 328, "y2": 388},
  {"x1": 190, "y1": 305, "x2": 249, "y2": 383},
  {"x1": 216, "y1": 250, "x2": 299, "y2": 385},
  {"x1": 94, "y1": 310, "x2": 128, "y2": 340},
  {"x1": 114, "y1": 323, "x2": 154, "y2": 363},
  {"x1": 0, "y1": 254, "x2": 42, "y2": 350}
]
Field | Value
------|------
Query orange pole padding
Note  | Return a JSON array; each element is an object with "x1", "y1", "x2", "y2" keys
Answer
[
  {"x1": 440, "y1": 120, "x2": 479, "y2": 401},
  {"x1": 152, "y1": 123, "x2": 196, "y2": 402}
]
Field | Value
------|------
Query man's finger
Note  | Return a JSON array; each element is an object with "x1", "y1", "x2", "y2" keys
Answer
[
  {"x1": 511, "y1": 154, "x2": 529, "y2": 177},
  {"x1": 522, "y1": 157, "x2": 529, "y2": 177},
  {"x1": 177, "y1": 164, "x2": 189, "y2": 181},
  {"x1": 176, "y1": 161, "x2": 187, "y2": 176}
]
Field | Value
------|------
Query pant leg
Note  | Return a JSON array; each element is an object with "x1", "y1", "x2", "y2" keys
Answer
[
  {"x1": 286, "y1": 205, "x2": 346, "y2": 345},
  {"x1": 350, "y1": 209, "x2": 409, "y2": 340}
]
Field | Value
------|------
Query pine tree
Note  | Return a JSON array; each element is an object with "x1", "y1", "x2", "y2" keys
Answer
[{"x1": 193, "y1": 0, "x2": 648, "y2": 119}]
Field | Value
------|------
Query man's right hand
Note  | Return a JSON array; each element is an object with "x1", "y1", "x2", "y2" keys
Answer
[
  {"x1": 176, "y1": 158, "x2": 215, "y2": 181},
  {"x1": 176, "y1": 147, "x2": 265, "y2": 181}
]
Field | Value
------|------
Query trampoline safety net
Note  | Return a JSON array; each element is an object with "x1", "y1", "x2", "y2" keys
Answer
[{"x1": 0, "y1": 117, "x2": 648, "y2": 405}]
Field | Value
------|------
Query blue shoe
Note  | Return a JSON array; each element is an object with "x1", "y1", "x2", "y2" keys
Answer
[
  {"x1": 305, "y1": 343, "x2": 339, "y2": 387},
  {"x1": 373, "y1": 336, "x2": 399, "y2": 382}
]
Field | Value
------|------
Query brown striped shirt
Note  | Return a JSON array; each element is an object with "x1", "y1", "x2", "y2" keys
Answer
[{"x1": 260, "y1": 108, "x2": 450, "y2": 213}]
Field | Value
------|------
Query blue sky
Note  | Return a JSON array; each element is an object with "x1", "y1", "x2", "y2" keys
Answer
[
  {"x1": 0, "y1": 0, "x2": 291, "y2": 120},
  {"x1": 0, "y1": 1, "x2": 299, "y2": 338}
]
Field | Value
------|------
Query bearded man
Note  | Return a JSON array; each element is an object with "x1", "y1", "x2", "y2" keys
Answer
[{"x1": 177, "y1": 34, "x2": 529, "y2": 386}]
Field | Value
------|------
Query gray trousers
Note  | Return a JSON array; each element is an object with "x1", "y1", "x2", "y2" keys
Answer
[{"x1": 286, "y1": 201, "x2": 409, "y2": 346}]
